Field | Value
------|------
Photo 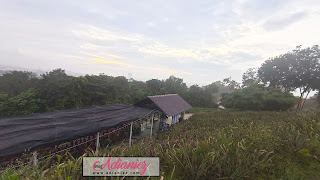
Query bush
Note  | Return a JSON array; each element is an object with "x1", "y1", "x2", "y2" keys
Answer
[{"x1": 221, "y1": 84, "x2": 299, "y2": 111}]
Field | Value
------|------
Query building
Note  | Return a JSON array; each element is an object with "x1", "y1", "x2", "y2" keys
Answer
[
  {"x1": 1, "y1": 96, "x2": 192, "y2": 169},
  {"x1": 134, "y1": 94, "x2": 192, "y2": 128}
]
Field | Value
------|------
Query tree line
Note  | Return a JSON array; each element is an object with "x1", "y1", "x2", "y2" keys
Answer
[{"x1": 0, "y1": 69, "x2": 230, "y2": 117}]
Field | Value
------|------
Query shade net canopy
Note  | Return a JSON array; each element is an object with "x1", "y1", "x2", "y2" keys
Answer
[{"x1": 0, "y1": 104, "x2": 152, "y2": 157}]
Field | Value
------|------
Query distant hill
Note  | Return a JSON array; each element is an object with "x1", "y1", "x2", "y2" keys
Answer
[{"x1": 0, "y1": 65, "x2": 82, "y2": 77}]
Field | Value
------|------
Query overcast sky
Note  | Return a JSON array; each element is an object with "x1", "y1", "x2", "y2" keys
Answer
[{"x1": 1, "y1": 0, "x2": 320, "y2": 86}]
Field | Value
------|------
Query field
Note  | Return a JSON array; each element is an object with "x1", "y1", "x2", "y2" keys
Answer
[{"x1": 2, "y1": 109, "x2": 320, "y2": 180}]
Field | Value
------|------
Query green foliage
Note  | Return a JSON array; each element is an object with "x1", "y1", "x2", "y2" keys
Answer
[
  {"x1": 222, "y1": 77, "x2": 240, "y2": 90},
  {"x1": 187, "y1": 85, "x2": 217, "y2": 108},
  {"x1": 221, "y1": 84, "x2": 299, "y2": 111},
  {"x1": 3, "y1": 110, "x2": 320, "y2": 179},
  {"x1": 0, "y1": 70, "x2": 38, "y2": 97},
  {"x1": 258, "y1": 45, "x2": 320, "y2": 110},
  {"x1": 0, "y1": 168, "x2": 19, "y2": 180},
  {"x1": 0, "y1": 88, "x2": 41, "y2": 116},
  {"x1": 0, "y1": 69, "x2": 221, "y2": 117},
  {"x1": 242, "y1": 68, "x2": 260, "y2": 88},
  {"x1": 186, "y1": 107, "x2": 219, "y2": 113},
  {"x1": 146, "y1": 78, "x2": 165, "y2": 95}
]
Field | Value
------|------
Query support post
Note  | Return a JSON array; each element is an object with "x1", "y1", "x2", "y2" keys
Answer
[
  {"x1": 159, "y1": 113, "x2": 162, "y2": 130},
  {"x1": 95, "y1": 132, "x2": 100, "y2": 155},
  {"x1": 150, "y1": 113, "x2": 154, "y2": 137},
  {"x1": 183, "y1": 111, "x2": 185, "y2": 120},
  {"x1": 129, "y1": 121, "x2": 133, "y2": 147},
  {"x1": 33, "y1": 151, "x2": 37, "y2": 166}
]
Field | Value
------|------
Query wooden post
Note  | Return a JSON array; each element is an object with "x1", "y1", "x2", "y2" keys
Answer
[
  {"x1": 129, "y1": 121, "x2": 133, "y2": 147},
  {"x1": 159, "y1": 112, "x2": 161, "y2": 130},
  {"x1": 183, "y1": 111, "x2": 185, "y2": 120},
  {"x1": 150, "y1": 113, "x2": 154, "y2": 137},
  {"x1": 95, "y1": 132, "x2": 100, "y2": 155},
  {"x1": 33, "y1": 151, "x2": 37, "y2": 166}
]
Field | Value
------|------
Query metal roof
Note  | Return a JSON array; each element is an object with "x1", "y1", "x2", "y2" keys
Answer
[{"x1": 136, "y1": 94, "x2": 192, "y2": 116}]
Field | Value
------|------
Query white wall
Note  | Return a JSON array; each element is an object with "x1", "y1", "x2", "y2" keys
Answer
[
  {"x1": 164, "y1": 116, "x2": 172, "y2": 125},
  {"x1": 163, "y1": 114, "x2": 181, "y2": 126}
]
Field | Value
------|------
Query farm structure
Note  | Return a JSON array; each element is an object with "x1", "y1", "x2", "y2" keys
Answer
[
  {"x1": 135, "y1": 94, "x2": 192, "y2": 130},
  {"x1": 0, "y1": 104, "x2": 153, "y2": 169},
  {"x1": 0, "y1": 94, "x2": 192, "y2": 171}
]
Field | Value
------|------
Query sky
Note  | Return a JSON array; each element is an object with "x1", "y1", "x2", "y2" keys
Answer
[{"x1": 0, "y1": 0, "x2": 320, "y2": 86}]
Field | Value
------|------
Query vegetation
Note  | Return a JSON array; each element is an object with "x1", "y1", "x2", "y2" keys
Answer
[
  {"x1": 302, "y1": 95, "x2": 320, "y2": 110},
  {"x1": 2, "y1": 109, "x2": 320, "y2": 179},
  {"x1": 257, "y1": 45, "x2": 320, "y2": 110},
  {"x1": 1, "y1": 45, "x2": 319, "y2": 179},
  {"x1": 218, "y1": 45, "x2": 320, "y2": 111},
  {"x1": 221, "y1": 84, "x2": 299, "y2": 111},
  {"x1": 1, "y1": 45, "x2": 319, "y2": 116},
  {"x1": 0, "y1": 69, "x2": 221, "y2": 117}
]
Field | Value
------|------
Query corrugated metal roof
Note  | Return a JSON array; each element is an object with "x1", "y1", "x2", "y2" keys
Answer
[{"x1": 147, "y1": 94, "x2": 192, "y2": 116}]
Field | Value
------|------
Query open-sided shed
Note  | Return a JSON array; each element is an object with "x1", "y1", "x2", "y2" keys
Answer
[{"x1": 135, "y1": 94, "x2": 192, "y2": 126}]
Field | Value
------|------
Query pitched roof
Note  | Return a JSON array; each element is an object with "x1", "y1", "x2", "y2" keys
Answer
[{"x1": 135, "y1": 94, "x2": 192, "y2": 116}]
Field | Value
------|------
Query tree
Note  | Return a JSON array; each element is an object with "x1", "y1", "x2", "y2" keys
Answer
[
  {"x1": 242, "y1": 68, "x2": 259, "y2": 88},
  {"x1": 203, "y1": 83, "x2": 219, "y2": 102},
  {"x1": 164, "y1": 76, "x2": 188, "y2": 98},
  {"x1": 0, "y1": 69, "x2": 228, "y2": 117},
  {"x1": 258, "y1": 45, "x2": 320, "y2": 110},
  {"x1": 0, "y1": 71, "x2": 38, "y2": 97},
  {"x1": 129, "y1": 80, "x2": 151, "y2": 103},
  {"x1": 203, "y1": 83, "x2": 219, "y2": 95},
  {"x1": 54, "y1": 76, "x2": 88, "y2": 109},
  {"x1": 146, "y1": 79, "x2": 164, "y2": 95},
  {"x1": 36, "y1": 69, "x2": 69, "y2": 110},
  {"x1": 187, "y1": 85, "x2": 216, "y2": 107},
  {"x1": 1, "y1": 88, "x2": 41, "y2": 116},
  {"x1": 222, "y1": 77, "x2": 240, "y2": 90},
  {"x1": 221, "y1": 84, "x2": 298, "y2": 111}
]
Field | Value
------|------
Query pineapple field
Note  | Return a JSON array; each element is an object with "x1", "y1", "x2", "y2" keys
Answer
[{"x1": 2, "y1": 109, "x2": 320, "y2": 180}]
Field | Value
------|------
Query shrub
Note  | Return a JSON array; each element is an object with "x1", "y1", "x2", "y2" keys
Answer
[{"x1": 221, "y1": 84, "x2": 299, "y2": 111}]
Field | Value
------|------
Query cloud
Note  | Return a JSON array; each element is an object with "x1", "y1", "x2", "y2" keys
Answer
[
  {"x1": 139, "y1": 66, "x2": 192, "y2": 75},
  {"x1": 81, "y1": 51, "x2": 124, "y2": 59},
  {"x1": 86, "y1": 6, "x2": 127, "y2": 20},
  {"x1": 233, "y1": 0, "x2": 292, "y2": 20},
  {"x1": 138, "y1": 43, "x2": 200, "y2": 59},
  {"x1": 1, "y1": 0, "x2": 320, "y2": 86},
  {"x1": 91, "y1": 57, "x2": 192, "y2": 75},
  {"x1": 263, "y1": 12, "x2": 308, "y2": 31},
  {"x1": 72, "y1": 25, "x2": 143, "y2": 42},
  {"x1": 92, "y1": 58, "x2": 131, "y2": 66},
  {"x1": 147, "y1": 22, "x2": 156, "y2": 27},
  {"x1": 72, "y1": 24, "x2": 265, "y2": 71}
]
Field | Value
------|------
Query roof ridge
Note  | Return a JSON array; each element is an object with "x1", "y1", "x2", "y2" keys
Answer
[{"x1": 148, "y1": 94, "x2": 177, "y2": 98}]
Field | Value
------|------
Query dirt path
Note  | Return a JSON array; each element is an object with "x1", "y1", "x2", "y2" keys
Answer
[{"x1": 184, "y1": 113, "x2": 193, "y2": 120}]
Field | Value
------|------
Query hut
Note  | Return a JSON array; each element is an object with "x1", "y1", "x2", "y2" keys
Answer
[{"x1": 134, "y1": 94, "x2": 192, "y2": 129}]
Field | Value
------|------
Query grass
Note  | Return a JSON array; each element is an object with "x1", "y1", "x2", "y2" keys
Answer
[
  {"x1": 186, "y1": 107, "x2": 220, "y2": 113},
  {"x1": 1, "y1": 110, "x2": 320, "y2": 179}
]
